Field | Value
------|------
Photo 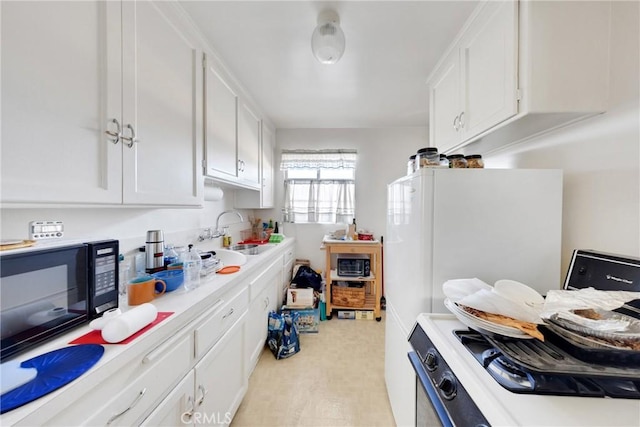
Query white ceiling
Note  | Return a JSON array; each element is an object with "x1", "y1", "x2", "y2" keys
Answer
[{"x1": 179, "y1": 1, "x2": 479, "y2": 129}]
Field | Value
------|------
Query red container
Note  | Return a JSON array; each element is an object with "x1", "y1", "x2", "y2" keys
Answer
[{"x1": 357, "y1": 233, "x2": 374, "y2": 241}]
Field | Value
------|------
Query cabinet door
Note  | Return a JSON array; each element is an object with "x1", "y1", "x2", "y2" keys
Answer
[
  {"x1": 246, "y1": 285, "x2": 270, "y2": 376},
  {"x1": 195, "y1": 317, "x2": 247, "y2": 427},
  {"x1": 204, "y1": 60, "x2": 239, "y2": 180},
  {"x1": 260, "y1": 124, "x2": 275, "y2": 208},
  {"x1": 141, "y1": 371, "x2": 195, "y2": 427},
  {"x1": 237, "y1": 103, "x2": 261, "y2": 188},
  {"x1": 121, "y1": 0, "x2": 202, "y2": 206},
  {"x1": 428, "y1": 47, "x2": 461, "y2": 153},
  {"x1": 246, "y1": 275, "x2": 279, "y2": 376},
  {"x1": 1, "y1": 1, "x2": 122, "y2": 204},
  {"x1": 460, "y1": 0, "x2": 518, "y2": 140}
]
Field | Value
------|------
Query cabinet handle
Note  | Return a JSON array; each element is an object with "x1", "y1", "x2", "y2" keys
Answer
[
  {"x1": 121, "y1": 124, "x2": 137, "y2": 148},
  {"x1": 107, "y1": 388, "x2": 146, "y2": 425},
  {"x1": 264, "y1": 296, "x2": 270, "y2": 310},
  {"x1": 105, "y1": 118, "x2": 121, "y2": 144},
  {"x1": 143, "y1": 330, "x2": 187, "y2": 364},
  {"x1": 196, "y1": 384, "x2": 208, "y2": 406},
  {"x1": 182, "y1": 396, "x2": 195, "y2": 421},
  {"x1": 222, "y1": 308, "x2": 234, "y2": 319},
  {"x1": 459, "y1": 111, "x2": 465, "y2": 129},
  {"x1": 453, "y1": 115, "x2": 459, "y2": 131}
]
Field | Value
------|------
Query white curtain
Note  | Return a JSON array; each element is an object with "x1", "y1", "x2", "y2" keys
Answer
[
  {"x1": 280, "y1": 150, "x2": 357, "y2": 170},
  {"x1": 281, "y1": 150, "x2": 356, "y2": 224}
]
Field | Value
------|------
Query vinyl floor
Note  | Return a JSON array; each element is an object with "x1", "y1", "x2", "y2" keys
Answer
[{"x1": 231, "y1": 313, "x2": 396, "y2": 427}]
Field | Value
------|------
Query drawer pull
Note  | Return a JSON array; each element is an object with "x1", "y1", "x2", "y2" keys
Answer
[
  {"x1": 196, "y1": 384, "x2": 208, "y2": 406},
  {"x1": 143, "y1": 330, "x2": 189, "y2": 364},
  {"x1": 222, "y1": 308, "x2": 234, "y2": 320},
  {"x1": 182, "y1": 396, "x2": 195, "y2": 421},
  {"x1": 107, "y1": 388, "x2": 146, "y2": 425}
]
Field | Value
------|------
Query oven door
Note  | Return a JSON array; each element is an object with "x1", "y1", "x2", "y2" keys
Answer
[
  {"x1": 408, "y1": 347, "x2": 490, "y2": 427},
  {"x1": 409, "y1": 351, "x2": 451, "y2": 427}
]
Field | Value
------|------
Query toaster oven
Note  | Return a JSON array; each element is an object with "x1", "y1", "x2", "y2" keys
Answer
[{"x1": 336, "y1": 254, "x2": 370, "y2": 277}]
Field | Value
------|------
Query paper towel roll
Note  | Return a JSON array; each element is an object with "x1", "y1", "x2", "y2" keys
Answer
[
  {"x1": 204, "y1": 185, "x2": 224, "y2": 201},
  {"x1": 101, "y1": 304, "x2": 157, "y2": 343},
  {"x1": 89, "y1": 307, "x2": 123, "y2": 330}
]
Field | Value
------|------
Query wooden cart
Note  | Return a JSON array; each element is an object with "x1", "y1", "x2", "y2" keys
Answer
[{"x1": 321, "y1": 237, "x2": 382, "y2": 321}]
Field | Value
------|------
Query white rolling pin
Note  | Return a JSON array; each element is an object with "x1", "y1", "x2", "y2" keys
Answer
[{"x1": 101, "y1": 304, "x2": 158, "y2": 343}]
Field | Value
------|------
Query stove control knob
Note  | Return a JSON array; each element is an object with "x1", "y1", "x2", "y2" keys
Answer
[
  {"x1": 424, "y1": 350, "x2": 438, "y2": 371},
  {"x1": 438, "y1": 373, "x2": 457, "y2": 400}
]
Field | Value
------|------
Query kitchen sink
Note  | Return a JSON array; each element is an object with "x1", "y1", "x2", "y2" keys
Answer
[
  {"x1": 214, "y1": 249, "x2": 247, "y2": 266},
  {"x1": 229, "y1": 243, "x2": 274, "y2": 256}
]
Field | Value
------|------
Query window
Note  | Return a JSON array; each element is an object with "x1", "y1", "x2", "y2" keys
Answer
[{"x1": 280, "y1": 149, "x2": 356, "y2": 224}]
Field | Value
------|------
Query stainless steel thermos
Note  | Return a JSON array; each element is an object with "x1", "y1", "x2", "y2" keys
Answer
[{"x1": 145, "y1": 230, "x2": 164, "y2": 273}]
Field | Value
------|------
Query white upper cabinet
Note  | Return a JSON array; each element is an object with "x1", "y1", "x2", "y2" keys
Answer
[
  {"x1": 428, "y1": 0, "x2": 610, "y2": 154},
  {"x1": 429, "y1": 0, "x2": 517, "y2": 153},
  {"x1": 1, "y1": 1, "x2": 122, "y2": 204},
  {"x1": 429, "y1": 48, "x2": 463, "y2": 152},
  {"x1": 260, "y1": 124, "x2": 275, "y2": 208},
  {"x1": 459, "y1": 0, "x2": 517, "y2": 141},
  {"x1": 119, "y1": 1, "x2": 202, "y2": 206},
  {"x1": 235, "y1": 122, "x2": 275, "y2": 209},
  {"x1": 237, "y1": 103, "x2": 261, "y2": 187},
  {"x1": 203, "y1": 56, "x2": 262, "y2": 191},
  {"x1": 204, "y1": 61, "x2": 239, "y2": 181},
  {"x1": 1, "y1": 0, "x2": 202, "y2": 206}
]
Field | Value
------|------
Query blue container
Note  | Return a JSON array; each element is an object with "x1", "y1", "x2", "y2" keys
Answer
[{"x1": 152, "y1": 269, "x2": 184, "y2": 292}]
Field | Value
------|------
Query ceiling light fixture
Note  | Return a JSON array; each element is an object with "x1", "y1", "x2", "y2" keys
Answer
[{"x1": 311, "y1": 10, "x2": 345, "y2": 65}]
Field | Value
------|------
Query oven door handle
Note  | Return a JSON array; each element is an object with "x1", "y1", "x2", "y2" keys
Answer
[{"x1": 408, "y1": 351, "x2": 454, "y2": 427}]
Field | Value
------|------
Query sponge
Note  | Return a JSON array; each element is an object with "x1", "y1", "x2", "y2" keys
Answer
[{"x1": 269, "y1": 233, "x2": 284, "y2": 243}]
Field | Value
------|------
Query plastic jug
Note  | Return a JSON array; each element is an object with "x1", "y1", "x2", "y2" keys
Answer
[{"x1": 182, "y1": 244, "x2": 202, "y2": 291}]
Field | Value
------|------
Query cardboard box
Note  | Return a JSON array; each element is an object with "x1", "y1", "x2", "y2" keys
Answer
[
  {"x1": 355, "y1": 310, "x2": 374, "y2": 320},
  {"x1": 337, "y1": 310, "x2": 355, "y2": 319},
  {"x1": 286, "y1": 288, "x2": 314, "y2": 308},
  {"x1": 281, "y1": 305, "x2": 319, "y2": 333}
]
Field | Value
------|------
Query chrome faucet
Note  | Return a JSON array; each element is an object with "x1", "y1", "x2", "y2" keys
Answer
[{"x1": 214, "y1": 210, "x2": 244, "y2": 236}]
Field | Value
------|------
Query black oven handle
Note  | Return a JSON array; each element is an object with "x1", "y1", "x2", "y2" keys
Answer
[{"x1": 408, "y1": 351, "x2": 454, "y2": 427}]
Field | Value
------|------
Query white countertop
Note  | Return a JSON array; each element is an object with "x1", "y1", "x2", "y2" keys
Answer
[
  {"x1": 321, "y1": 236, "x2": 380, "y2": 244},
  {"x1": 0, "y1": 238, "x2": 294, "y2": 425},
  {"x1": 416, "y1": 313, "x2": 640, "y2": 427}
]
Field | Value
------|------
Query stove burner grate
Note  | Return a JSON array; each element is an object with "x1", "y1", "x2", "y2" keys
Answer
[{"x1": 455, "y1": 329, "x2": 640, "y2": 398}]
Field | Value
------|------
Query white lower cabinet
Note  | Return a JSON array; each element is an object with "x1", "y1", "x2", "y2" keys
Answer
[
  {"x1": 142, "y1": 370, "x2": 196, "y2": 427},
  {"x1": 245, "y1": 258, "x2": 281, "y2": 376},
  {"x1": 48, "y1": 333, "x2": 194, "y2": 426},
  {"x1": 281, "y1": 247, "x2": 295, "y2": 307},
  {"x1": 194, "y1": 314, "x2": 247, "y2": 427}
]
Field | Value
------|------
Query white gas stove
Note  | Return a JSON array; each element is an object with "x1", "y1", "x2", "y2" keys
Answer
[
  {"x1": 410, "y1": 250, "x2": 640, "y2": 426},
  {"x1": 413, "y1": 313, "x2": 640, "y2": 426}
]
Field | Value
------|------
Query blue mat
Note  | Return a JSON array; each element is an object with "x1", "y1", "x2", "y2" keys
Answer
[{"x1": 1, "y1": 344, "x2": 104, "y2": 414}]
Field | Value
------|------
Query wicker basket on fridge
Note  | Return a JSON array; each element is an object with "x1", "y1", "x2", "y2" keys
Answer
[{"x1": 332, "y1": 285, "x2": 365, "y2": 308}]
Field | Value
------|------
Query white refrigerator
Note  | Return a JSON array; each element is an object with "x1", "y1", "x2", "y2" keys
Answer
[{"x1": 384, "y1": 168, "x2": 563, "y2": 427}]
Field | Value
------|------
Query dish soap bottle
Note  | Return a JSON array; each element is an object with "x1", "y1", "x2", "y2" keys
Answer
[
  {"x1": 222, "y1": 227, "x2": 231, "y2": 248},
  {"x1": 347, "y1": 218, "x2": 356, "y2": 240}
]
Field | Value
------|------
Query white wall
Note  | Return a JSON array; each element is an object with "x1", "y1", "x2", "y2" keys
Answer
[
  {"x1": 266, "y1": 127, "x2": 428, "y2": 271},
  {"x1": 268, "y1": 1, "x2": 640, "y2": 281},
  {"x1": 487, "y1": 0, "x2": 640, "y2": 279},
  {"x1": 0, "y1": 190, "x2": 253, "y2": 266}
]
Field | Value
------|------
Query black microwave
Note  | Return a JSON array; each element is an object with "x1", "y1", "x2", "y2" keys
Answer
[
  {"x1": 337, "y1": 255, "x2": 371, "y2": 277},
  {"x1": 0, "y1": 240, "x2": 119, "y2": 361}
]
